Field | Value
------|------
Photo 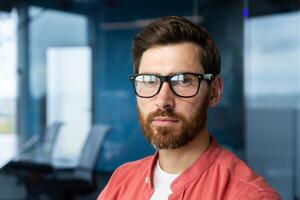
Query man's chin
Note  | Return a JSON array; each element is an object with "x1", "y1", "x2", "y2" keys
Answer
[
  {"x1": 150, "y1": 138, "x2": 184, "y2": 150},
  {"x1": 151, "y1": 126, "x2": 179, "y2": 137}
]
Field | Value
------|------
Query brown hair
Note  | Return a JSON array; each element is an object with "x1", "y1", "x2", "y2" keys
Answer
[{"x1": 132, "y1": 16, "x2": 221, "y2": 75}]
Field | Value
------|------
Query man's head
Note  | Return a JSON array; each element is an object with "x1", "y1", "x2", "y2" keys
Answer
[{"x1": 131, "y1": 16, "x2": 223, "y2": 150}]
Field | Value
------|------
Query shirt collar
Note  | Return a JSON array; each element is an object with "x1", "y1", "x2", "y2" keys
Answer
[
  {"x1": 147, "y1": 136, "x2": 222, "y2": 190},
  {"x1": 171, "y1": 136, "x2": 221, "y2": 188}
]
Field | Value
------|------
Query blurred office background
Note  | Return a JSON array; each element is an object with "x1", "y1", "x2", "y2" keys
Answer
[{"x1": 0, "y1": 0, "x2": 299, "y2": 199}]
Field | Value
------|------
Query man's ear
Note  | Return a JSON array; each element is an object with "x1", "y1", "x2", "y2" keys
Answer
[{"x1": 208, "y1": 75, "x2": 223, "y2": 107}]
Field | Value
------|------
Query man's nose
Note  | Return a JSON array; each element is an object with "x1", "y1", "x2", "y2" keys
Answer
[{"x1": 155, "y1": 82, "x2": 175, "y2": 110}]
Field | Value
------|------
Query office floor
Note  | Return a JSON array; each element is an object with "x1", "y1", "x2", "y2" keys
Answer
[{"x1": 0, "y1": 172, "x2": 109, "y2": 200}]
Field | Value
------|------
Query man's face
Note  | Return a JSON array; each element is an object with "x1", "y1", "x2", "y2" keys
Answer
[{"x1": 137, "y1": 42, "x2": 210, "y2": 150}]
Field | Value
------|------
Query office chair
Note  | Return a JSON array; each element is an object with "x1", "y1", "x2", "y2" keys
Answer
[
  {"x1": 36, "y1": 124, "x2": 110, "y2": 200},
  {"x1": 13, "y1": 122, "x2": 63, "y2": 159},
  {"x1": 27, "y1": 122, "x2": 64, "y2": 158},
  {"x1": 1, "y1": 122, "x2": 64, "y2": 200},
  {"x1": 43, "y1": 122, "x2": 63, "y2": 147}
]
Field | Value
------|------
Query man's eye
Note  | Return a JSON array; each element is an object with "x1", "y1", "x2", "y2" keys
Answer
[
  {"x1": 144, "y1": 80, "x2": 158, "y2": 86},
  {"x1": 172, "y1": 75, "x2": 194, "y2": 86},
  {"x1": 180, "y1": 77, "x2": 193, "y2": 85}
]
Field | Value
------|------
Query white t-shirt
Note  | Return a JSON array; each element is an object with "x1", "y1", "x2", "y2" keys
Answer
[{"x1": 150, "y1": 161, "x2": 180, "y2": 200}]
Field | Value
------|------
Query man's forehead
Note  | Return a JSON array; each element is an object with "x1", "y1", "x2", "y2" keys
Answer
[{"x1": 138, "y1": 43, "x2": 204, "y2": 74}]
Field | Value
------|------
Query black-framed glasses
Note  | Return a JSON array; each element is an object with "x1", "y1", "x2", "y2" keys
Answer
[{"x1": 129, "y1": 72, "x2": 213, "y2": 98}]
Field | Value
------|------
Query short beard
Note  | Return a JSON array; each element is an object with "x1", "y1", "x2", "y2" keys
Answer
[{"x1": 137, "y1": 96, "x2": 209, "y2": 150}]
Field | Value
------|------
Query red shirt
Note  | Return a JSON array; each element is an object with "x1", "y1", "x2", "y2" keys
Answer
[{"x1": 98, "y1": 137, "x2": 281, "y2": 200}]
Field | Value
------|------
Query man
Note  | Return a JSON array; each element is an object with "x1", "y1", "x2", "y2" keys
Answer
[{"x1": 98, "y1": 16, "x2": 280, "y2": 200}]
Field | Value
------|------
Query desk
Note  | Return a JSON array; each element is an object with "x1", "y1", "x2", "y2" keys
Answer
[
  {"x1": 3, "y1": 150, "x2": 53, "y2": 174},
  {"x1": 1, "y1": 137, "x2": 86, "y2": 200},
  {"x1": 2, "y1": 143, "x2": 86, "y2": 200},
  {"x1": 0, "y1": 134, "x2": 17, "y2": 169}
]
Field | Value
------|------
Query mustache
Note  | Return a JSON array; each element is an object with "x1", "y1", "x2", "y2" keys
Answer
[{"x1": 147, "y1": 109, "x2": 182, "y2": 121}]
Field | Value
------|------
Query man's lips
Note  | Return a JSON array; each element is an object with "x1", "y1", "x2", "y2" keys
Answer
[{"x1": 151, "y1": 117, "x2": 179, "y2": 126}]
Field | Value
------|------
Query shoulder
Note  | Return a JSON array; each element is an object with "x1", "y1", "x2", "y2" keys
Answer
[
  {"x1": 113, "y1": 155, "x2": 153, "y2": 175},
  {"x1": 98, "y1": 155, "x2": 154, "y2": 200},
  {"x1": 214, "y1": 148, "x2": 281, "y2": 199},
  {"x1": 104, "y1": 154, "x2": 154, "y2": 186}
]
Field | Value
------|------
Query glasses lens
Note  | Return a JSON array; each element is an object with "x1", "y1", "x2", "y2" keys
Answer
[
  {"x1": 170, "y1": 74, "x2": 200, "y2": 97},
  {"x1": 134, "y1": 74, "x2": 160, "y2": 97}
]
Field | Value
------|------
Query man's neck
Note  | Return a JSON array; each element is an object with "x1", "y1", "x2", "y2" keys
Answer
[{"x1": 158, "y1": 129, "x2": 211, "y2": 174}]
